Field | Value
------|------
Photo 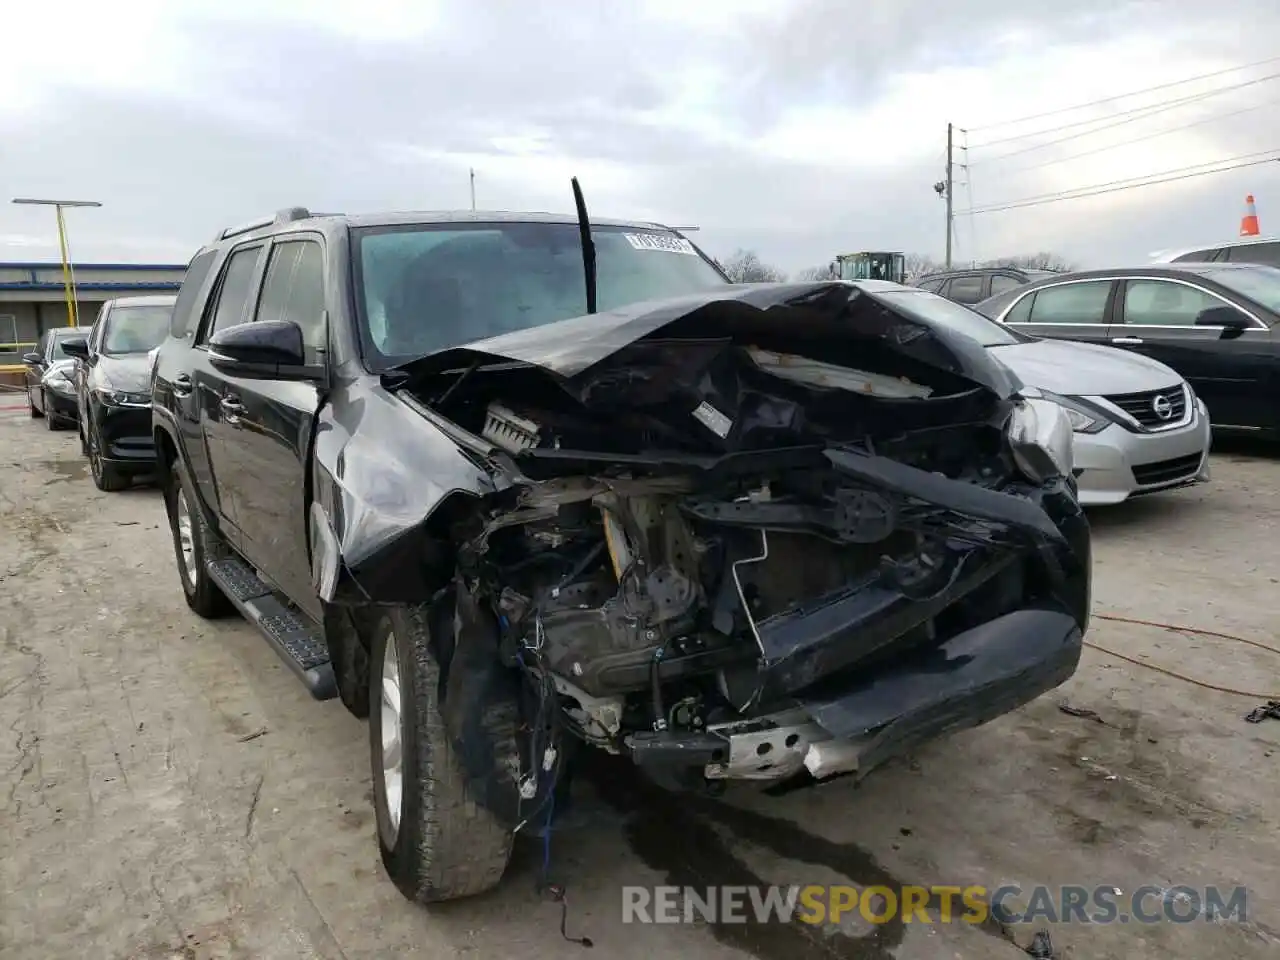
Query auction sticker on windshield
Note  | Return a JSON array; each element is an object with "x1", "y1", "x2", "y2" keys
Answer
[{"x1": 625, "y1": 233, "x2": 698, "y2": 255}]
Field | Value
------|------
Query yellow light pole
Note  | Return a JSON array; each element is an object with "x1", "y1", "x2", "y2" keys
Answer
[{"x1": 11, "y1": 197, "x2": 102, "y2": 327}]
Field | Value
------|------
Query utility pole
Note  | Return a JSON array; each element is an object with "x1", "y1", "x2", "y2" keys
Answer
[
  {"x1": 944, "y1": 123, "x2": 954, "y2": 269},
  {"x1": 933, "y1": 124, "x2": 955, "y2": 269},
  {"x1": 11, "y1": 197, "x2": 102, "y2": 327},
  {"x1": 469, "y1": 169, "x2": 476, "y2": 211}
]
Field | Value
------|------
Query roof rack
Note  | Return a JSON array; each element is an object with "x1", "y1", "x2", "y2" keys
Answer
[{"x1": 213, "y1": 207, "x2": 315, "y2": 242}]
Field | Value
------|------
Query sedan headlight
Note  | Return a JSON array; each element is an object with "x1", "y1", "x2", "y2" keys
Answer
[
  {"x1": 41, "y1": 369, "x2": 75, "y2": 393},
  {"x1": 1007, "y1": 392, "x2": 1075, "y2": 483},
  {"x1": 1038, "y1": 389, "x2": 1110, "y2": 435},
  {"x1": 94, "y1": 385, "x2": 151, "y2": 407}
]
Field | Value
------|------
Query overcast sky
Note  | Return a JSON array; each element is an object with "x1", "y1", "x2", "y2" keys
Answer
[{"x1": 3, "y1": 0, "x2": 1278, "y2": 274}]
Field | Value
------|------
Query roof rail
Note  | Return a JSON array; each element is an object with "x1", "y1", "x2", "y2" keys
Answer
[{"x1": 214, "y1": 206, "x2": 314, "y2": 242}]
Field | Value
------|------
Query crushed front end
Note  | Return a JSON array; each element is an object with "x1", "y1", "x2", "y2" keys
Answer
[{"x1": 402, "y1": 283, "x2": 1091, "y2": 800}]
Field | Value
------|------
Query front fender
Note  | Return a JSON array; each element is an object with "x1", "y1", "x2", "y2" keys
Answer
[{"x1": 310, "y1": 381, "x2": 505, "y2": 604}]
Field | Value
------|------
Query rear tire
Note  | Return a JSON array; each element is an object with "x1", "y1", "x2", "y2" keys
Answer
[
  {"x1": 369, "y1": 602, "x2": 517, "y2": 903},
  {"x1": 165, "y1": 460, "x2": 233, "y2": 618}
]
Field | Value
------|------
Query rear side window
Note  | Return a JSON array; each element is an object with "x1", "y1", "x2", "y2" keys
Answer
[
  {"x1": 1026, "y1": 281, "x2": 1111, "y2": 323},
  {"x1": 917, "y1": 277, "x2": 945, "y2": 293},
  {"x1": 948, "y1": 275, "x2": 985, "y2": 303},
  {"x1": 203, "y1": 245, "x2": 263, "y2": 341},
  {"x1": 989, "y1": 274, "x2": 1023, "y2": 296},
  {"x1": 254, "y1": 239, "x2": 327, "y2": 358},
  {"x1": 1223, "y1": 242, "x2": 1280, "y2": 267},
  {"x1": 169, "y1": 249, "x2": 218, "y2": 338},
  {"x1": 1002, "y1": 294, "x2": 1034, "y2": 323}
]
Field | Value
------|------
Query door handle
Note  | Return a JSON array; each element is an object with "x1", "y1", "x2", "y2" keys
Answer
[
  {"x1": 1111, "y1": 337, "x2": 1144, "y2": 345},
  {"x1": 171, "y1": 373, "x2": 193, "y2": 397},
  {"x1": 220, "y1": 395, "x2": 245, "y2": 425}
]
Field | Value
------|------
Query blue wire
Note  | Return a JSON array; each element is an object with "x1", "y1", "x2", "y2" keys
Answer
[{"x1": 542, "y1": 785, "x2": 555, "y2": 879}]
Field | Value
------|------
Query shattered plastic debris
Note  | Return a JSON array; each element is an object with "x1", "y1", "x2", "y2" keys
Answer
[
  {"x1": 1057, "y1": 699, "x2": 1106, "y2": 724},
  {"x1": 1245, "y1": 700, "x2": 1280, "y2": 723},
  {"x1": 1025, "y1": 929, "x2": 1056, "y2": 958}
]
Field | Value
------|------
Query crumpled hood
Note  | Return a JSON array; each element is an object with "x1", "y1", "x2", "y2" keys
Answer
[
  {"x1": 396, "y1": 281, "x2": 1023, "y2": 400},
  {"x1": 97, "y1": 353, "x2": 154, "y2": 392},
  {"x1": 42, "y1": 358, "x2": 76, "y2": 379},
  {"x1": 988, "y1": 338, "x2": 1184, "y2": 397}
]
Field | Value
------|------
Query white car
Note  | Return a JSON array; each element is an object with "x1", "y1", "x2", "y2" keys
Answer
[{"x1": 850, "y1": 281, "x2": 1211, "y2": 506}]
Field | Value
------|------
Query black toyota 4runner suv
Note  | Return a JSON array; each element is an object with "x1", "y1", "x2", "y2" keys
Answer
[{"x1": 151, "y1": 201, "x2": 1091, "y2": 905}]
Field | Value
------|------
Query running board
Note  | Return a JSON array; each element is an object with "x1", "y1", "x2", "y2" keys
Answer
[{"x1": 207, "y1": 557, "x2": 338, "y2": 700}]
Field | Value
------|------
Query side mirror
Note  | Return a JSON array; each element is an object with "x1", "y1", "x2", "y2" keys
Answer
[
  {"x1": 22, "y1": 352, "x2": 42, "y2": 365},
  {"x1": 1195, "y1": 305, "x2": 1253, "y2": 329},
  {"x1": 208, "y1": 319, "x2": 318, "y2": 380},
  {"x1": 60, "y1": 338, "x2": 89, "y2": 360}
]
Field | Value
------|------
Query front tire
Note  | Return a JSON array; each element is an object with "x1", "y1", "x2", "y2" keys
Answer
[
  {"x1": 28, "y1": 386, "x2": 42, "y2": 419},
  {"x1": 44, "y1": 392, "x2": 63, "y2": 431},
  {"x1": 88, "y1": 419, "x2": 129, "y2": 491},
  {"x1": 164, "y1": 460, "x2": 233, "y2": 618},
  {"x1": 369, "y1": 603, "x2": 517, "y2": 903}
]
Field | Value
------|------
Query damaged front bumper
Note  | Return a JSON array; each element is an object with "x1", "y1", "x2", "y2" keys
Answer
[
  {"x1": 700, "y1": 606, "x2": 1082, "y2": 784},
  {"x1": 622, "y1": 466, "x2": 1091, "y2": 788}
]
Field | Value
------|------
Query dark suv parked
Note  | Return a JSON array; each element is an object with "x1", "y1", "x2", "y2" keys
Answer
[
  {"x1": 62, "y1": 295, "x2": 176, "y2": 490},
  {"x1": 151, "y1": 203, "x2": 1090, "y2": 906},
  {"x1": 915, "y1": 267, "x2": 1061, "y2": 305}
]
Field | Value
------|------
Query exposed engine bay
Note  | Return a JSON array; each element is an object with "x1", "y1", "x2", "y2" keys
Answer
[{"x1": 390, "y1": 284, "x2": 1088, "y2": 825}]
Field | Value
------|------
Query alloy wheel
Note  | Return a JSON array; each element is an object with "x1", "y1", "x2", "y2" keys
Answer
[
  {"x1": 379, "y1": 634, "x2": 405, "y2": 842},
  {"x1": 88, "y1": 433, "x2": 101, "y2": 481},
  {"x1": 174, "y1": 488, "x2": 198, "y2": 588}
]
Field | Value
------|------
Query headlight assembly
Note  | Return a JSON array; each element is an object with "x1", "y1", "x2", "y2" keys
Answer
[
  {"x1": 94, "y1": 384, "x2": 150, "y2": 407},
  {"x1": 1039, "y1": 389, "x2": 1111, "y2": 435},
  {"x1": 109, "y1": 391, "x2": 151, "y2": 407},
  {"x1": 42, "y1": 369, "x2": 75, "y2": 392},
  {"x1": 1007, "y1": 393, "x2": 1075, "y2": 483}
]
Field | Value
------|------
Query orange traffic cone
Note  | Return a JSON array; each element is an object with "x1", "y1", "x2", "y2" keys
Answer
[{"x1": 1240, "y1": 195, "x2": 1260, "y2": 237}]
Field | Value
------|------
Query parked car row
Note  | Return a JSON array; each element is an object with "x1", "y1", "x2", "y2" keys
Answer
[{"x1": 22, "y1": 295, "x2": 176, "y2": 490}]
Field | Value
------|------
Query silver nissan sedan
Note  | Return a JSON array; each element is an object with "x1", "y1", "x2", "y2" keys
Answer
[{"x1": 849, "y1": 281, "x2": 1211, "y2": 506}]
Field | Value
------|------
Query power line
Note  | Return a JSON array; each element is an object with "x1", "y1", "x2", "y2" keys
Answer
[
  {"x1": 996, "y1": 96, "x2": 1280, "y2": 175},
  {"x1": 969, "y1": 71, "x2": 1280, "y2": 154},
  {"x1": 970, "y1": 75, "x2": 1280, "y2": 165},
  {"x1": 963, "y1": 53, "x2": 1280, "y2": 134},
  {"x1": 959, "y1": 149, "x2": 1280, "y2": 216}
]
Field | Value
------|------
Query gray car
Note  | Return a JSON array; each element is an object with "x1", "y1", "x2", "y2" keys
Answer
[{"x1": 851, "y1": 281, "x2": 1211, "y2": 506}]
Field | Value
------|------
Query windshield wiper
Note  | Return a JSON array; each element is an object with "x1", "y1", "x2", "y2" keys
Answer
[{"x1": 571, "y1": 176, "x2": 597, "y2": 315}]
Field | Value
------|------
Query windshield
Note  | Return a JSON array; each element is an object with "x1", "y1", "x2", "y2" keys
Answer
[
  {"x1": 871, "y1": 288, "x2": 1022, "y2": 347},
  {"x1": 101, "y1": 305, "x2": 172, "y2": 354},
  {"x1": 352, "y1": 221, "x2": 729, "y2": 368},
  {"x1": 1195, "y1": 265, "x2": 1280, "y2": 316}
]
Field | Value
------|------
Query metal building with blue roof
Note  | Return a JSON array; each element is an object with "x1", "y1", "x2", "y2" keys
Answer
[{"x1": 0, "y1": 261, "x2": 187, "y2": 361}]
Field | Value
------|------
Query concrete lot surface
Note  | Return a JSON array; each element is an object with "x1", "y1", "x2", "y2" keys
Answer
[{"x1": 1, "y1": 407, "x2": 1278, "y2": 960}]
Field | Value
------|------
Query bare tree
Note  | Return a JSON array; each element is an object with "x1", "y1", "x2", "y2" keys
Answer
[
  {"x1": 793, "y1": 263, "x2": 838, "y2": 281},
  {"x1": 979, "y1": 252, "x2": 1076, "y2": 272},
  {"x1": 903, "y1": 253, "x2": 945, "y2": 281},
  {"x1": 716, "y1": 249, "x2": 786, "y2": 283}
]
